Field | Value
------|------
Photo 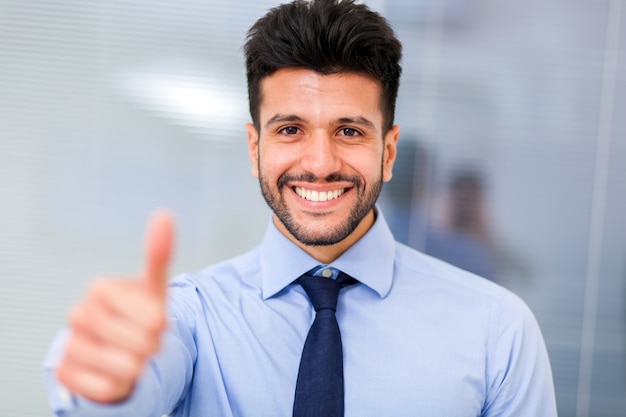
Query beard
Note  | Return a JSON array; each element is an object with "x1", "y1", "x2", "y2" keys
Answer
[{"x1": 258, "y1": 168, "x2": 383, "y2": 246}]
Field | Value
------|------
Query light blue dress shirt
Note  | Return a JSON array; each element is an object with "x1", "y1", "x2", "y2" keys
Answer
[{"x1": 44, "y1": 210, "x2": 557, "y2": 416}]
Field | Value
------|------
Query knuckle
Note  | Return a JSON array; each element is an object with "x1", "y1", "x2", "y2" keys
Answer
[
  {"x1": 111, "y1": 353, "x2": 144, "y2": 384},
  {"x1": 97, "y1": 377, "x2": 126, "y2": 401},
  {"x1": 132, "y1": 332, "x2": 160, "y2": 357},
  {"x1": 68, "y1": 307, "x2": 82, "y2": 328},
  {"x1": 55, "y1": 363, "x2": 72, "y2": 386},
  {"x1": 64, "y1": 336, "x2": 81, "y2": 357},
  {"x1": 69, "y1": 305, "x2": 99, "y2": 336}
]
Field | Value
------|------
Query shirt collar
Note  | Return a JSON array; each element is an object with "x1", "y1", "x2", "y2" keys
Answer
[{"x1": 259, "y1": 206, "x2": 396, "y2": 300}]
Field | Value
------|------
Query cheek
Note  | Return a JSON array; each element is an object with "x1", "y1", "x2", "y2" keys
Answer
[
  {"x1": 258, "y1": 145, "x2": 297, "y2": 177},
  {"x1": 352, "y1": 149, "x2": 386, "y2": 180}
]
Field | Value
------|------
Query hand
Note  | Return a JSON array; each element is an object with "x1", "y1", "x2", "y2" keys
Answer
[{"x1": 56, "y1": 209, "x2": 175, "y2": 403}]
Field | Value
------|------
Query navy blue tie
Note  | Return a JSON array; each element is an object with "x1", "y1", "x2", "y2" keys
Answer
[{"x1": 293, "y1": 270, "x2": 354, "y2": 417}]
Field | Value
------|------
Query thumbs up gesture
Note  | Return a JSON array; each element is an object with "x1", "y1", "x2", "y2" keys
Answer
[{"x1": 56, "y1": 209, "x2": 175, "y2": 403}]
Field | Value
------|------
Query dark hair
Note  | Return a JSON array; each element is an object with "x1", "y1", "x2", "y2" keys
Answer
[{"x1": 244, "y1": 0, "x2": 402, "y2": 133}]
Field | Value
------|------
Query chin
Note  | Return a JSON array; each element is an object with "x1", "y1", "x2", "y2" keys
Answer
[{"x1": 287, "y1": 220, "x2": 355, "y2": 246}]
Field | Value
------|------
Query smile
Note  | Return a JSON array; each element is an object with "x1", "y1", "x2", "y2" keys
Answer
[{"x1": 293, "y1": 186, "x2": 346, "y2": 202}]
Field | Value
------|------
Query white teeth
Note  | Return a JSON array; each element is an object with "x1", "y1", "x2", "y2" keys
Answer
[{"x1": 295, "y1": 187, "x2": 345, "y2": 202}]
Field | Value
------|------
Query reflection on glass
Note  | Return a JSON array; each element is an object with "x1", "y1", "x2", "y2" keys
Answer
[{"x1": 382, "y1": 139, "x2": 529, "y2": 286}]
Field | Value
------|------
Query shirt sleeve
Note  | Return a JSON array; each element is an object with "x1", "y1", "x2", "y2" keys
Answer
[
  {"x1": 482, "y1": 291, "x2": 558, "y2": 416},
  {"x1": 42, "y1": 279, "x2": 199, "y2": 417}
]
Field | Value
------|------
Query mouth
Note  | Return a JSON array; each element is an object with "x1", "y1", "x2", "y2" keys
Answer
[{"x1": 293, "y1": 186, "x2": 346, "y2": 202}]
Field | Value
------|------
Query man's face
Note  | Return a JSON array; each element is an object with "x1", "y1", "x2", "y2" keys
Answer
[{"x1": 247, "y1": 68, "x2": 399, "y2": 250}]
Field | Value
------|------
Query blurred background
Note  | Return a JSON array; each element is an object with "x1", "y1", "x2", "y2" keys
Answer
[{"x1": 0, "y1": 0, "x2": 624, "y2": 415}]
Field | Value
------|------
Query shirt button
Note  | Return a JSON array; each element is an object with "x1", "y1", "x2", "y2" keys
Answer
[{"x1": 321, "y1": 268, "x2": 333, "y2": 278}]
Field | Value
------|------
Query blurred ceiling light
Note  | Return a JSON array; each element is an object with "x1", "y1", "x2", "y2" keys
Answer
[{"x1": 117, "y1": 70, "x2": 249, "y2": 141}]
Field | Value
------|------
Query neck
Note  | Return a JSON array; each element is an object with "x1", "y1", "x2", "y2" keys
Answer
[{"x1": 274, "y1": 210, "x2": 376, "y2": 264}]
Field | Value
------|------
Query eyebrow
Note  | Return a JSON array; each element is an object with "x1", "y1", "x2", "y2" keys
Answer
[
  {"x1": 264, "y1": 114, "x2": 305, "y2": 129},
  {"x1": 337, "y1": 116, "x2": 378, "y2": 133},
  {"x1": 264, "y1": 114, "x2": 378, "y2": 133}
]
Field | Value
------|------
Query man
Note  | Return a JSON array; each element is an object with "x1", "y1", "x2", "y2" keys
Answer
[{"x1": 44, "y1": 0, "x2": 558, "y2": 416}]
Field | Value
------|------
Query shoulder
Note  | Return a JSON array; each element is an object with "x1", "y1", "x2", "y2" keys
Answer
[
  {"x1": 391, "y1": 242, "x2": 539, "y2": 332},
  {"x1": 393, "y1": 241, "x2": 510, "y2": 300},
  {"x1": 393, "y1": 244, "x2": 547, "y2": 360},
  {"x1": 393, "y1": 242, "x2": 550, "y2": 367},
  {"x1": 387, "y1": 242, "x2": 555, "y2": 408}
]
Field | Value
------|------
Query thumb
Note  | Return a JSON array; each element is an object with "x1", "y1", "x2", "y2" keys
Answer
[{"x1": 142, "y1": 208, "x2": 175, "y2": 299}]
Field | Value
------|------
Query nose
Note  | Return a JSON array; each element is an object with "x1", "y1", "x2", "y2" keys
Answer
[{"x1": 299, "y1": 130, "x2": 342, "y2": 179}]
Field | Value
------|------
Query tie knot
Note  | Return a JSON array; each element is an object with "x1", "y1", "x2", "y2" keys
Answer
[{"x1": 298, "y1": 270, "x2": 354, "y2": 312}]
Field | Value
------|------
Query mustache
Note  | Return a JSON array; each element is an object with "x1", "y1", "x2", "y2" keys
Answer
[{"x1": 278, "y1": 172, "x2": 362, "y2": 189}]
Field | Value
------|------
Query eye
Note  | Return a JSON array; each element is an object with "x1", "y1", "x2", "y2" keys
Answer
[
  {"x1": 279, "y1": 126, "x2": 300, "y2": 135},
  {"x1": 340, "y1": 127, "x2": 361, "y2": 137}
]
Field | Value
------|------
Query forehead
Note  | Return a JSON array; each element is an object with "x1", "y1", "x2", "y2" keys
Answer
[{"x1": 258, "y1": 68, "x2": 384, "y2": 126}]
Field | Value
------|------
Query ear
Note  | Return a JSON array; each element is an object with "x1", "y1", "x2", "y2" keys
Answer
[
  {"x1": 382, "y1": 125, "x2": 400, "y2": 182},
  {"x1": 246, "y1": 123, "x2": 260, "y2": 178}
]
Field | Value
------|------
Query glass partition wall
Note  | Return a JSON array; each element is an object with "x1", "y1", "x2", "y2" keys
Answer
[{"x1": 1, "y1": 1, "x2": 624, "y2": 415}]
